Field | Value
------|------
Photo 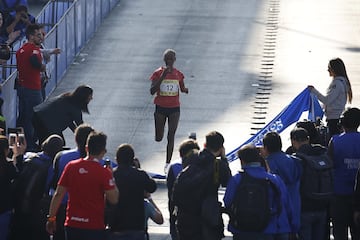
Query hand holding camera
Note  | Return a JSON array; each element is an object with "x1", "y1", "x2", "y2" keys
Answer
[{"x1": 8, "y1": 128, "x2": 26, "y2": 155}]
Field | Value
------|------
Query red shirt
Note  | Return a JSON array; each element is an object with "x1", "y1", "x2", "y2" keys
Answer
[
  {"x1": 16, "y1": 42, "x2": 42, "y2": 90},
  {"x1": 58, "y1": 159, "x2": 116, "y2": 230},
  {"x1": 150, "y1": 67, "x2": 184, "y2": 108}
]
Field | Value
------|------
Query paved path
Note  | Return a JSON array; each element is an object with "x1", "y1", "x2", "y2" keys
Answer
[{"x1": 33, "y1": 0, "x2": 360, "y2": 239}]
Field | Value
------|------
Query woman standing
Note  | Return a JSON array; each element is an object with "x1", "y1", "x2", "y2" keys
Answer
[
  {"x1": 308, "y1": 58, "x2": 353, "y2": 138},
  {"x1": 32, "y1": 85, "x2": 93, "y2": 145},
  {"x1": 150, "y1": 49, "x2": 188, "y2": 172}
]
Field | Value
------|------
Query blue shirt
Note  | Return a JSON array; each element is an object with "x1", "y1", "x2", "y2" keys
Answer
[
  {"x1": 332, "y1": 132, "x2": 360, "y2": 195},
  {"x1": 266, "y1": 151, "x2": 301, "y2": 232}
]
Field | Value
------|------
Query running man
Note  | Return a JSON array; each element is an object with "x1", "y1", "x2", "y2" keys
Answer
[{"x1": 149, "y1": 49, "x2": 188, "y2": 173}]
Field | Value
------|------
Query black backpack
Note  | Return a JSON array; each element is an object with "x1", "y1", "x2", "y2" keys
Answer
[
  {"x1": 296, "y1": 152, "x2": 333, "y2": 201},
  {"x1": 228, "y1": 171, "x2": 280, "y2": 232},
  {"x1": 12, "y1": 154, "x2": 52, "y2": 214},
  {"x1": 172, "y1": 159, "x2": 215, "y2": 212}
]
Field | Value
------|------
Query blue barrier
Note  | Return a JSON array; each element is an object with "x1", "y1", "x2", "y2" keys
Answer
[{"x1": 0, "y1": 0, "x2": 120, "y2": 128}]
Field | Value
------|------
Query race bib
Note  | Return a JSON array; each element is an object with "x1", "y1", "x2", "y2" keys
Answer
[{"x1": 159, "y1": 79, "x2": 179, "y2": 96}]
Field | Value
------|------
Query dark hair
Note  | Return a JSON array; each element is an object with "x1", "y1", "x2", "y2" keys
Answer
[
  {"x1": 179, "y1": 139, "x2": 200, "y2": 157},
  {"x1": 75, "y1": 123, "x2": 95, "y2": 158},
  {"x1": 25, "y1": 24, "x2": 40, "y2": 40},
  {"x1": 290, "y1": 127, "x2": 309, "y2": 142},
  {"x1": 0, "y1": 135, "x2": 9, "y2": 173},
  {"x1": 295, "y1": 120, "x2": 320, "y2": 144},
  {"x1": 86, "y1": 132, "x2": 106, "y2": 156},
  {"x1": 237, "y1": 144, "x2": 261, "y2": 164},
  {"x1": 41, "y1": 134, "x2": 64, "y2": 159},
  {"x1": 179, "y1": 139, "x2": 200, "y2": 168},
  {"x1": 15, "y1": 5, "x2": 28, "y2": 13},
  {"x1": 62, "y1": 85, "x2": 93, "y2": 113},
  {"x1": 263, "y1": 132, "x2": 282, "y2": 153},
  {"x1": 329, "y1": 58, "x2": 352, "y2": 103},
  {"x1": 340, "y1": 107, "x2": 360, "y2": 130},
  {"x1": 116, "y1": 144, "x2": 135, "y2": 166},
  {"x1": 205, "y1": 131, "x2": 224, "y2": 152}
]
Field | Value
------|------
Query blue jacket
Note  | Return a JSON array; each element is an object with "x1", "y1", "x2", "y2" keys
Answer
[
  {"x1": 266, "y1": 151, "x2": 301, "y2": 232},
  {"x1": 224, "y1": 165, "x2": 296, "y2": 234},
  {"x1": 332, "y1": 132, "x2": 360, "y2": 195}
]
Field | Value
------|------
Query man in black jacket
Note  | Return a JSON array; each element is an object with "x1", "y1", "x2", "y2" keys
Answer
[
  {"x1": 175, "y1": 131, "x2": 232, "y2": 240},
  {"x1": 108, "y1": 143, "x2": 157, "y2": 239}
]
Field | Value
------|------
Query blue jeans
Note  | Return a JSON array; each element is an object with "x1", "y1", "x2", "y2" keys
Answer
[
  {"x1": 299, "y1": 211, "x2": 327, "y2": 240},
  {"x1": 0, "y1": 211, "x2": 12, "y2": 240},
  {"x1": 65, "y1": 226, "x2": 106, "y2": 240},
  {"x1": 17, "y1": 86, "x2": 42, "y2": 150}
]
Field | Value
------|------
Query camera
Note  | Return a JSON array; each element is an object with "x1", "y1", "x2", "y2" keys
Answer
[
  {"x1": 9, "y1": 133, "x2": 16, "y2": 148},
  {"x1": 7, "y1": 128, "x2": 24, "y2": 147},
  {"x1": 18, "y1": 133, "x2": 25, "y2": 145}
]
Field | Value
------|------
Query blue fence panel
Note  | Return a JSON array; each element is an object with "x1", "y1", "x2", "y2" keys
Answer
[
  {"x1": 75, "y1": 0, "x2": 86, "y2": 53},
  {"x1": 95, "y1": 0, "x2": 102, "y2": 29},
  {"x1": 44, "y1": 29, "x2": 58, "y2": 97},
  {"x1": 66, "y1": 7, "x2": 76, "y2": 70},
  {"x1": 2, "y1": 73, "x2": 17, "y2": 128},
  {"x1": 56, "y1": 20, "x2": 67, "y2": 81},
  {"x1": 85, "y1": 0, "x2": 96, "y2": 41},
  {"x1": 102, "y1": 0, "x2": 110, "y2": 18}
]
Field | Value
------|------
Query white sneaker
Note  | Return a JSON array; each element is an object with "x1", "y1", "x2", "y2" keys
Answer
[{"x1": 164, "y1": 163, "x2": 170, "y2": 174}]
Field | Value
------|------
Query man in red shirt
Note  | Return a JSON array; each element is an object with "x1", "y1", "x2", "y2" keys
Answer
[
  {"x1": 16, "y1": 23, "x2": 45, "y2": 151},
  {"x1": 46, "y1": 131, "x2": 119, "y2": 240}
]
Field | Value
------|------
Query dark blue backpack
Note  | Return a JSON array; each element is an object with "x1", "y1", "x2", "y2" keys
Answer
[
  {"x1": 13, "y1": 154, "x2": 53, "y2": 213},
  {"x1": 228, "y1": 172, "x2": 281, "y2": 232}
]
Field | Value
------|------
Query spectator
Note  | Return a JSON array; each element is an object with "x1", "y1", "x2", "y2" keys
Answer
[
  {"x1": 131, "y1": 157, "x2": 164, "y2": 239},
  {"x1": 51, "y1": 123, "x2": 95, "y2": 240},
  {"x1": 16, "y1": 23, "x2": 45, "y2": 151},
  {"x1": 308, "y1": 58, "x2": 352, "y2": 138},
  {"x1": 32, "y1": 84, "x2": 93, "y2": 145},
  {"x1": 262, "y1": 131, "x2": 302, "y2": 235},
  {"x1": 149, "y1": 49, "x2": 188, "y2": 172},
  {"x1": 0, "y1": 134, "x2": 25, "y2": 240},
  {"x1": 144, "y1": 193, "x2": 164, "y2": 240},
  {"x1": 107, "y1": 144, "x2": 157, "y2": 240},
  {"x1": 5, "y1": 4, "x2": 35, "y2": 41},
  {"x1": 290, "y1": 127, "x2": 329, "y2": 240},
  {"x1": 328, "y1": 107, "x2": 360, "y2": 240},
  {"x1": 46, "y1": 131, "x2": 119, "y2": 240},
  {"x1": 38, "y1": 24, "x2": 61, "y2": 100},
  {"x1": 166, "y1": 138, "x2": 200, "y2": 240},
  {"x1": 0, "y1": 11, "x2": 20, "y2": 62},
  {"x1": 0, "y1": 0, "x2": 28, "y2": 17},
  {"x1": 175, "y1": 131, "x2": 231, "y2": 240},
  {"x1": 0, "y1": 10, "x2": 20, "y2": 42},
  {"x1": 10, "y1": 134, "x2": 64, "y2": 240},
  {"x1": 224, "y1": 144, "x2": 295, "y2": 239}
]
